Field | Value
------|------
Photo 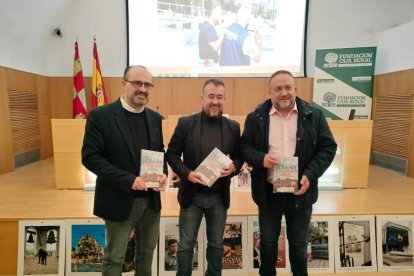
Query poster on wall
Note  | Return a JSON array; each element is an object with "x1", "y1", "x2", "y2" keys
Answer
[
  {"x1": 212, "y1": 216, "x2": 248, "y2": 275},
  {"x1": 232, "y1": 162, "x2": 252, "y2": 191},
  {"x1": 65, "y1": 219, "x2": 106, "y2": 276},
  {"x1": 159, "y1": 217, "x2": 204, "y2": 276},
  {"x1": 333, "y1": 215, "x2": 377, "y2": 273},
  {"x1": 247, "y1": 216, "x2": 290, "y2": 274},
  {"x1": 376, "y1": 215, "x2": 414, "y2": 272},
  {"x1": 307, "y1": 216, "x2": 335, "y2": 273},
  {"x1": 166, "y1": 165, "x2": 180, "y2": 192},
  {"x1": 17, "y1": 220, "x2": 66, "y2": 276},
  {"x1": 312, "y1": 46, "x2": 377, "y2": 120}
]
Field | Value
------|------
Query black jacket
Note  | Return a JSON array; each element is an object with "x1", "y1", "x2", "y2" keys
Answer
[
  {"x1": 82, "y1": 99, "x2": 166, "y2": 221},
  {"x1": 166, "y1": 112, "x2": 242, "y2": 209},
  {"x1": 240, "y1": 98, "x2": 337, "y2": 208}
]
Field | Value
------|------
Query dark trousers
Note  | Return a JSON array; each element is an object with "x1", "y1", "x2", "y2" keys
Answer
[{"x1": 258, "y1": 194, "x2": 312, "y2": 276}]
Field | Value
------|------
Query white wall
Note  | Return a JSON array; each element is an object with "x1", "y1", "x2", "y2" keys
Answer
[
  {"x1": 306, "y1": 0, "x2": 414, "y2": 76},
  {"x1": 0, "y1": 0, "x2": 126, "y2": 77},
  {"x1": 0, "y1": 0, "x2": 413, "y2": 77}
]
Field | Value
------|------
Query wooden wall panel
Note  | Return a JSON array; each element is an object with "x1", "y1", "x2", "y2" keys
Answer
[
  {"x1": 372, "y1": 95, "x2": 413, "y2": 158},
  {"x1": 233, "y1": 78, "x2": 267, "y2": 115},
  {"x1": 0, "y1": 221, "x2": 18, "y2": 275},
  {"x1": 4, "y1": 68, "x2": 37, "y2": 92},
  {"x1": 0, "y1": 68, "x2": 14, "y2": 174},
  {"x1": 373, "y1": 69, "x2": 414, "y2": 177},
  {"x1": 171, "y1": 78, "x2": 206, "y2": 114},
  {"x1": 49, "y1": 77, "x2": 73, "y2": 118},
  {"x1": 101, "y1": 77, "x2": 121, "y2": 103},
  {"x1": 222, "y1": 78, "x2": 235, "y2": 115},
  {"x1": 374, "y1": 69, "x2": 414, "y2": 97},
  {"x1": 8, "y1": 91, "x2": 40, "y2": 154},
  {"x1": 46, "y1": 76, "x2": 315, "y2": 118},
  {"x1": 37, "y1": 76, "x2": 53, "y2": 159},
  {"x1": 295, "y1": 77, "x2": 314, "y2": 103},
  {"x1": 148, "y1": 77, "x2": 173, "y2": 116}
]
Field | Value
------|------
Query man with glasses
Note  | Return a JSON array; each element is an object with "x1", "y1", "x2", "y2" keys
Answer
[
  {"x1": 166, "y1": 79, "x2": 242, "y2": 276},
  {"x1": 82, "y1": 65, "x2": 167, "y2": 276}
]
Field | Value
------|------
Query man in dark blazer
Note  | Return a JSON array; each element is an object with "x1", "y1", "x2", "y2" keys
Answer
[
  {"x1": 82, "y1": 65, "x2": 167, "y2": 276},
  {"x1": 166, "y1": 79, "x2": 242, "y2": 276}
]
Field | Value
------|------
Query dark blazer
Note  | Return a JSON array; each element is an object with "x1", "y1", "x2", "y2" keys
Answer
[
  {"x1": 240, "y1": 98, "x2": 337, "y2": 208},
  {"x1": 166, "y1": 112, "x2": 242, "y2": 209},
  {"x1": 82, "y1": 98, "x2": 165, "y2": 221}
]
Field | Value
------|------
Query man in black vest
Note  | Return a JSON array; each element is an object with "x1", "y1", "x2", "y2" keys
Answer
[{"x1": 82, "y1": 65, "x2": 167, "y2": 276}]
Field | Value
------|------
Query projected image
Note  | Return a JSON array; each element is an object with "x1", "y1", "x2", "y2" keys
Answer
[{"x1": 128, "y1": 0, "x2": 307, "y2": 77}]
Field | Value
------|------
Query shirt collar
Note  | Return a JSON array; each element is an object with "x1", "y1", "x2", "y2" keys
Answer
[
  {"x1": 269, "y1": 101, "x2": 298, "y2": 116},
  {"x1": 120, "y1": 96, "x2": 145, "y2": 113}
]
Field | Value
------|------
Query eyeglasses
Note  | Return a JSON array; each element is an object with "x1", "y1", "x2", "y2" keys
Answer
[{"x1": 124, "y1": 79, "x2": 154, "y2": 89}]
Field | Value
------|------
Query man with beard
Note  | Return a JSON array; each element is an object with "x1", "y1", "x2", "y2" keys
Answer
[
  {"x1": 82, "y1": 65, "x2": 167, "y2": 276},
  {"x1": 166, "y1": 79, "x2": 242, "y2": 276},
  {"x1": 240, "y1": 70, "x2": 336, "y2": 276}
]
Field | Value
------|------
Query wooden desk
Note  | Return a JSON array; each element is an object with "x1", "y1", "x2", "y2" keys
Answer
[{"x1": 51, "y1": 119, "x2": 372, "y2": 189}]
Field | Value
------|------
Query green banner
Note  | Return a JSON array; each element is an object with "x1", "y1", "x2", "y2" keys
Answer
[{"x1": 312, "y1": 47, "x2": 377, "y2": 120}]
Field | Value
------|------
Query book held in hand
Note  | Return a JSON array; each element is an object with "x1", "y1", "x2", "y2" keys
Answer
[
  {"x1": 140, "y1": 149, "x2": 164, "y2": 188},
  {"x1": 272, "y1": 156, "x2": 298, "y2": 193},
  {"x1": 195, "y1": 147, "x2": 232, "y2": 187}
]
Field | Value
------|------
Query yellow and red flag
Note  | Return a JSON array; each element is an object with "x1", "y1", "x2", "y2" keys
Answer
[
  {"x1": 92, "y1": 39, "x2": 108, "y2": 108},
  {"x1": 73, "y1": 41, "x2": 88, "y2": 118}
]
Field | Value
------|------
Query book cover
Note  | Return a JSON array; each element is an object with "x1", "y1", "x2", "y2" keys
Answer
[
  {"x1": 272, "y1": 156, "x2": 298, "y2": 193},
  {"x1": 140, "y1": 149, "x2": 164, "y2": 188},
  {"x1": 194, "y1": 147, "x2": 232, "y2": 187}
]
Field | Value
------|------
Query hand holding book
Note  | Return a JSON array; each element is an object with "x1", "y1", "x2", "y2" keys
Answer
[{"x1": 194, "y1": 148, "x2": 233, "y2": 187}]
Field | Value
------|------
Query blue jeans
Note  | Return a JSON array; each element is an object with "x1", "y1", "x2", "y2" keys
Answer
[
  {"x1": 103, "y1": 196, "x2": 160, "y2": 276},
  {"x1": 176, "y1": 193, "x2": 227, "y2": 276},
  {"x1": 258, "y1": 194, "x2": 312, "y2": 276}
]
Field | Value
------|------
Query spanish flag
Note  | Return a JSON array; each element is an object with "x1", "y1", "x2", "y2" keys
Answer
[
  {"x1": 72, "y1": 41, "x2": 88, "y2": 118},
  {"x1": 92, "y1": 38, "x2": 108, "y2": 108}
]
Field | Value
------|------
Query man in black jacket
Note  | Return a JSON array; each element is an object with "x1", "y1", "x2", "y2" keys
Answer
[
  {"x1": 166, "y1": 79, "x2": 242, "y2": 276},
  {"x1": 240, "y1": 70, "x2": 337, "y2": 276},
  {"x1": 82, "y1": 65, "x2": 167, "y2": 276}
]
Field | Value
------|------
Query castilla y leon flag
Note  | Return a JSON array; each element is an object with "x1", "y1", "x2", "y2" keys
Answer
[
  {"x1": 73, "y1": 41, "x2": 88, "y2": 119},
  {"x1": 92, "y1": 39, "x2": 108, "y2": 108}
]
